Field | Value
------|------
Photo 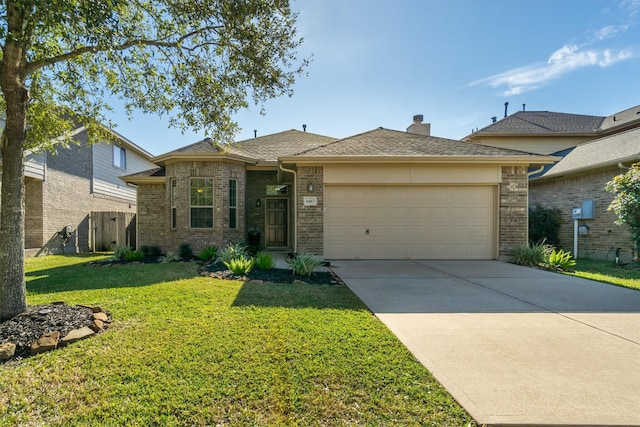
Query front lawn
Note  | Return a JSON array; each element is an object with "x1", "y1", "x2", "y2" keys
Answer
[
  {"x1": 0, "y1": 255, "x2": 475, "y2": 426},
  {"x1": 570, "y1": 258, "x2": 640, "y2": 291}
]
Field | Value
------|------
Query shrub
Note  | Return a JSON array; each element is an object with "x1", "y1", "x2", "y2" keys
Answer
[
  {"x1": 509, "y1": 241, "x2": 552, "y2": 267},
  {"x1": 113, "y1": 245, "x2": 131, "y2": 260},
  {"x1": 198, "y1": 245, "x2": 218, "y2": 261},
  {"x1": 545, "y1": 248, "x2": 576, "y2": 271},
  {"x1": 255, "y1": 252, "x2": 275, "y2": 270},
  {"x1": 160, "y1": 251, "x2": 182, "y2": 263},
  {"x1": 140, "y1": 245, "x2": 162, "y2": 257},
  {"x1": 224, "y1": 257, "x2": 254, "y2": 275},
  {"x1": 218, "y1": 242, "x2": 250, "y2": 264},
  {"x1": 179, "y1": 242, "x2": 194, "y2": 260},
  {"x1": 287, "y1": 253, "x2": 323, "y2": 276},
  {"x1": 123, "y1": 250, "x2": 145, "y2": 262},
  {"x1": 529, "y1": 205, "x2": 562, "y2": 247}
]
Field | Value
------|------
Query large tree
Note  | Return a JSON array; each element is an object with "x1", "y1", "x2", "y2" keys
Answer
[
  {"x1": 606, "y1": 162, "x2": 640, "y2": 263},
  {"x1": 0, "y1": 0, "x2": 306, "y2": 320}
]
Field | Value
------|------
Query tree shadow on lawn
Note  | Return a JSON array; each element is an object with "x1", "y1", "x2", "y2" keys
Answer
[
  {"x1": 26, "y1": 260, "x2": 199, "y2": 294},
  {"x1": 232, "y1": 280, "x2": 369, "y2": 310}
]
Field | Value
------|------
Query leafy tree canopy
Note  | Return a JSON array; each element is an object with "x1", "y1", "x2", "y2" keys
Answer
[{"x1": 1, "y1": 0, "x2": 306, "y2": 150}]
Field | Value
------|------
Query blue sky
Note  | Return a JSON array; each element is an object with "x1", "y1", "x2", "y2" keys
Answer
[{"x1": 108, "y1": 0, "x2": 640, "y2": 156}]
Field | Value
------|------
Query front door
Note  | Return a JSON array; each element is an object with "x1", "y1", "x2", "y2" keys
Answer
[{"x1": 266, "y1": 198, "x2": 288, "y2": 247}]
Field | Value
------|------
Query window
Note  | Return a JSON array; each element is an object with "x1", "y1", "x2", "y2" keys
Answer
[
  {"x1": 113, "y1": 144, "x2": 126, "y2": 169},
  {"x1": 229, "y1": 179, "x2": 237, "y2": 229},
  {"x1": 266, "y1": 184, "x2": 287, "y2": 196},
  {"x1": 190, "y1": 178, "x2": 214, "y2": 228},
  {"x1": 170, "y1": 179, "x2": 177, "y2": 229}
]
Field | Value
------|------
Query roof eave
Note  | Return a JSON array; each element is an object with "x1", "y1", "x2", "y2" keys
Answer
[
  {"x1": 532, "y1": 153, "x2": 640, "y2": 182},
  {"x1": 153, "y1": 152, "x2": 258, "y2": 165},
  {"x1": 120, "y1": 176, "x2": 165, "y2": 185}
]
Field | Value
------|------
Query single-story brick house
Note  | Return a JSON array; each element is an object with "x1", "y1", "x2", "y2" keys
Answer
[
  {"x1": 123, "y1": 116, "x2": 554, "y2": 260},
  {"x1": 466, "y1": 104, "x2": 640, "y2": 261}
]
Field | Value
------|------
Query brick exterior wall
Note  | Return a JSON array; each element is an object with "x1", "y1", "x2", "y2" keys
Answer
[
  {"x1": 296, "y1": 166, "x2": 324, "y2": 255},
  {"x1": 137, "y1": 160, "x2": 246, "y2": 254},
  {"x1": 499, "y1": 166, "x2": 529, "y2": 260},
  {"x1": 530, "y1": 166, "x2": 633, "y2": 262}
]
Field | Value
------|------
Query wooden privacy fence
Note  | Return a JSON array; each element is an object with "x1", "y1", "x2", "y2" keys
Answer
[{"x1": 92, "y1": 211, "x2": 136, "y2": 251}]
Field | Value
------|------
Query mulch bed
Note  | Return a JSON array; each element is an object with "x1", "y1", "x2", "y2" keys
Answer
[{"x1": 201, "y1": 261, "x2": 342, "y2": 285}]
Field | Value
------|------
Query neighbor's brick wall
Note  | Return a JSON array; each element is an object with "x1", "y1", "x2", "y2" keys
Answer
[
  {"x1": 148, "y1": 160, "x2": 247, "y2": 253},
  {"x1": 36, "y1": 143, "x2": 134, "y2": 254},
  {"x1": 296, "y1": 166, "x2": 324, "y2": 255},
  {"x1": 530, "y1": 167, "x2": 633, "y2": 261},
  {"x1": 25, "y1": 177, "x2": 43, "y2": 248},
  {"x1": 499, "y1": 166, "x2": 529, "y2": 260}
]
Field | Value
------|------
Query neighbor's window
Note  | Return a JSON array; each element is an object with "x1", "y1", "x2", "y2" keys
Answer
[
  {"x1": 170, "y1": 178, "x2": 177, "y2": 229},
  {"x1": 113, "y1": 143, "x2": 126, "y2": 169},
  {"x1": 190, "y1": 178, "x2": 214, "y2": 228},
  {"x1": 229, "y1": 179, "x2": 237, "y2": 229}
]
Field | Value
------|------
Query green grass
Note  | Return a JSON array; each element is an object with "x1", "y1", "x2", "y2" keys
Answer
[
  {"x1": 570, "y1": 258, "x2": 640, "y2": 291},
  {"x1": 0, "y1": 255, "x2": 475, "y2": 426}
]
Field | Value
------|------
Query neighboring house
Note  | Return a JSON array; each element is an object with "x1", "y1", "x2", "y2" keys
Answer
[
  {"x1": 466, "y1": 104, "x2": 640, "y2": 261},
  {"x1": 123, "y1": 116, "x2": 554, "y2": 260},
  {"x1": 0, "y1": 126, "x2": 156, "y2": 254}
]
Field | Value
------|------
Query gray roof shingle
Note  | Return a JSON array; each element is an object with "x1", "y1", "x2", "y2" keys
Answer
[
  {"x1": 538, "y1": 128, "x2": 640, "y2": 179},
  {"x1": 291, "y1": 128, "x2": 541, "y2": 158},
  {"x1": 474, "y1": 111, "x2": 605, "y2": 135}
]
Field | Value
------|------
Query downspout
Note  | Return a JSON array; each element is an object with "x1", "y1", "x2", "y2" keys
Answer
[{"x1": 279, "y1": 163, "x2": 297, "y2": 253}]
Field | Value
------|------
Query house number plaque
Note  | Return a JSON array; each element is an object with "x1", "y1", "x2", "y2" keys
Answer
[{"x1": 303, "y1": 196, "x2": 318, "y2": 206}]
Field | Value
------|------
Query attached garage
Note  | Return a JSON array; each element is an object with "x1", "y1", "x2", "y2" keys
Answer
[{"x1": 324, "y1": 185, "x2": 496, "y2": 259}]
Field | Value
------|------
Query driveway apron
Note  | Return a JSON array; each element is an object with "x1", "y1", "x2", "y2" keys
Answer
[{"x1": 330, "y1": 260, "x2": 640, "y2": 426}]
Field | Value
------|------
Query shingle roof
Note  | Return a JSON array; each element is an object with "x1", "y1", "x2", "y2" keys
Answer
[
  {"x1": 120, "y1": 167, "x2": 166, "y2": 179},
  {"x1": 291, "y1": 128, "x2": 541, "y2": 158},
  {"x1": 231, "y1": 130, "x2": 336, "y2": 162},
  {"x1": 600, "y1": 105, "x2": 640, "y2": 131},
  {"x1": 473, "y1": 111, "x2": 605, "y2": 135},
  {"x1": 537, "y1": 128, "x2": 640, "y2": 179}
]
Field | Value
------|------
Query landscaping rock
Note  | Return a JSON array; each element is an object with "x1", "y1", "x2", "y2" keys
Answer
[
  {"x1": 30, "y1": 331, "x2": 60, "y2": 355},
  {"x1": 59, "y1": 327, "x2": 95, "y2": 346},
  {"x1": 89, "y1": 319, "x2": 105, "y2": 332},
  {"x1": 0, "y1": 342, "x2": 16, "y2": 360},
  {"x1": 91, "y1": 312, "x2": 109, "y2": 322}
]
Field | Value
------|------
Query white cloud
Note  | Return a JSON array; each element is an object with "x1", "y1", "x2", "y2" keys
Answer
[{"x1": 472, "y1": 44, "x2": 634, "y2": 96}]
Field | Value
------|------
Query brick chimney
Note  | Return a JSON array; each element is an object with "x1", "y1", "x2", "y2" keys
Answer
[{"x1": 406, "y1": 114, "x2": 430, "y2": 136}]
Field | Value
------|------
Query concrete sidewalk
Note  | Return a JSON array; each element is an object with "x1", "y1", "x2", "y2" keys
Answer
[{"x1": 330, "y1": 260, "x2": 640, "y2": 426}]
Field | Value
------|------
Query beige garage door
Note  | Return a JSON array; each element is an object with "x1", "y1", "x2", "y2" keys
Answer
[{"x1": 324, "y1": 185, "x2": 496, "y2": 259}]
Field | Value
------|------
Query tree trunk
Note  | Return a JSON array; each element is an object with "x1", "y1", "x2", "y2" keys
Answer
[{"x1": 0, "y1": 1, "x2": 30, "y2": 321}]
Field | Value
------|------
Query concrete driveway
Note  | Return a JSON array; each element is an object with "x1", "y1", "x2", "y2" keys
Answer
[{"x1": 330, "y1": 260, "x2": 640, "y2": 426}]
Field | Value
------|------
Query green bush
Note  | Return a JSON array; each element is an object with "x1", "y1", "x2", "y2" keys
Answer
[
  {"x1": 140, "y1": 245, "x2": 162, "y2": 257},
  {"x1": 545, "y1": 248, "x2": 576, "y2": 271},
  {"x1": 124, "y1": 250, "x2": 145, "y2": 262},
  {"x1": 509, "y1": 241, "x2": 552, "y2": 267},
  {"x1": 160, "y1": 251, "x2": 182, "y2": 263},
  {"x1": 113, "y1": 245, "x2": 131, "y2": 260},
  {"x1": 198, "y1": 245, "x2": 218, "y2": 261},
  {"x1": 218, "y1": 242, "x2": 250, "y2": 264},
  {"x1": 179, "y1": 242, "x2": 194, "y2": 260},
  {"x1": 255, "y1": 251, "x2": 275, "y2": 270},
  {"x1": 287, "y1": 253, "x2": 323, "y2": 276},
  {"x1": 529, "y1": 205, "x2": 562, "y2": 247},
  {"x1": 224, "y1": 257, "x2": 254, "y2": 275}
]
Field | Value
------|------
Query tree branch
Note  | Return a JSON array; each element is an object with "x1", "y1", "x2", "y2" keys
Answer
[{"x1": 25, "y1": 25, "x2": 223, "y2": 74}]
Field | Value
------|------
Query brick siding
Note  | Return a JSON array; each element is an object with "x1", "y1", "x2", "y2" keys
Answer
[
  {"x1": 530, "y1": 166, "x2": 633, "y2": 262},
  {"x1": 499, "y1": 166, "x2": 529, "y2": 260},
  {"x1": 296, "y1": 166, "x2": 323, "y2": 255}
]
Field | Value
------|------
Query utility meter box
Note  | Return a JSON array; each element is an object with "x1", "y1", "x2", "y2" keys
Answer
[
  {"x1": 572, "y1": 208, "x2": 582, "y2": 219},
  {"x1": 581, "y1": 200, "x2": 595, "y2": 219}
]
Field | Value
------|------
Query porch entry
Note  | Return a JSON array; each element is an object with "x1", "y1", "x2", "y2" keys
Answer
[{"x1": 266, "y1": 198, "x2": 288, "y2": 247}]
